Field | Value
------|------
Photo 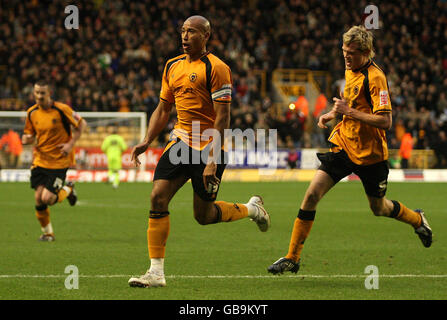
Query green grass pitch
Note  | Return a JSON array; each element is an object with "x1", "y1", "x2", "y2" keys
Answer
[{"x1": 0, "y1": 181, "x2": 446, "y2": 300}]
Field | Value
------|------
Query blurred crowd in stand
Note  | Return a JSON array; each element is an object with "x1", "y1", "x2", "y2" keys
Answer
[{"x1": 1, "y1": 0, "x2": 446, "y2": 167}]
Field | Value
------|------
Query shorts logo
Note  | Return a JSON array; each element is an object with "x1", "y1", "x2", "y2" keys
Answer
[
  {"x1": 354, "y1": 86, "x2": 359, "y2": 95},
  {"x1": 379, "y1": 91, "x2": 388, "y2": 106},
  {"x1": 378, "y1": 180, "x2": 387, "y2": 190},
  {"x1": 53, "y1": 177, "x2": 63, "y2": 191},
  {"x1": 189, "y1": 73, "x2": 197, "y2": 82}
]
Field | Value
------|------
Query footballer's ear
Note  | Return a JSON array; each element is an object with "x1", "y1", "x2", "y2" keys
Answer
[{"x1": 204, "y1": 31, "x2": 211, "y2": 42}]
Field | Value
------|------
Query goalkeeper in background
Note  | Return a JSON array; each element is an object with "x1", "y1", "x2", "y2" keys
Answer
[{"x1": 101, "y1": 127, "x2": 127, "y2": 188}]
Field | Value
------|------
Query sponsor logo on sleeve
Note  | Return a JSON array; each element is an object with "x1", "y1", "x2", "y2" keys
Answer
[{"x1": 379, "y1": 90, "x2": 388, "y2": 106}]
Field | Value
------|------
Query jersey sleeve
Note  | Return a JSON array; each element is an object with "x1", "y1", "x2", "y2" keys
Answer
[
  {"x1": 23, "y1": 110, "x2": 36, "y2": 135},
  {"x1": 370, "y1": 74, "x2": 392, "y2": 114},
  {"x1": 160, "y1": 62, "x2": 174, "y2": 103},
  {"x1": 60, "y1": 104, "x2": 83, "y2": 128},
  {"x1": 210, "y1": 63, "x2": 233, "y2": 104}
]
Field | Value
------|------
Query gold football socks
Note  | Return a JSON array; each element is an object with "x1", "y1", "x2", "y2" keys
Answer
[
  {"x1": 147, "y1": 211, "x2": 170, "y2": 259},
  {"x1": 214, "y1": 201, "x2": 248, "y2": 222},
  {"x1": 285, "y1": 209, "x2": 316, "y2": 262},
  {"x1": 35, "y1": 204, "x2": 53, "y2": 235},
  {"x1": 56, "y1": 185, "x2": 72, "y2": 203},
  {"x1": 390, "y1": 200, "x2": 422, "y2": 228}
]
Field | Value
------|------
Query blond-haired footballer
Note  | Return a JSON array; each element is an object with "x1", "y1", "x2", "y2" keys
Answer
[{"x1": 268, "y1": 26, "x2": 432, "y2": 275}]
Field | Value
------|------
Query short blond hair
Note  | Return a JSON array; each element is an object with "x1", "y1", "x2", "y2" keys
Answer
[{"x1": 343, "y1": 25, "x2": 375, "y2": 59}]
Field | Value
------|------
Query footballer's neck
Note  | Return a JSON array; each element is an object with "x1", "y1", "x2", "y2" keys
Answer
[
  {"x1": 187, "y1": 48, "x2": 208, "y2": 62},
  {"x1": 39, "y1": 99, "x2": 53, "y2": 110}
]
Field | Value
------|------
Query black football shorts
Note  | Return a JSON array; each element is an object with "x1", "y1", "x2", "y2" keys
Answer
[
  {"x1": 153, "y1": 139, "x2": 227, "y2": 202},
  {"x1": 30, "y1": 166, "x2": 68, "y2": 194},
  {"x1": 317, "y1": 149, "x2": 389, "y2": 198}
]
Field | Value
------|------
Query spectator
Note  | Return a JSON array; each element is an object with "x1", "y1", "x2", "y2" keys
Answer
[
  {"x1": 287, "y1": 148, "x2": 299, "y2": 169},
  {"x1": 399, "y1": 132, "x2": 414, "y2": 169},
  {"x1": 0, "y1": 0, "x2": 446, "y2": 151},
  {"x1": 0, "y1": 129, "x2": 23, "y2": 168},
  {"x1": 313, "y1": 93, "x2": 328, "y2": 119},
  {"x1": 433, "y1": 131, "x2": 447, "y2": 168}
]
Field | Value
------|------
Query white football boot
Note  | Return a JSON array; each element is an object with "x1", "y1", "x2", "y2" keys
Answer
[
  {"x1": 247, "y1": 195, "x2": 271, "y2": 232},
  {"x1": 128, "y1": 271, "x2": 166, "y2": 288}
]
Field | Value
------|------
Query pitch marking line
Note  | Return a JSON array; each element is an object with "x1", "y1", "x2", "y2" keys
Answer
[{"x1": 0, "y1": 274, "x2": 446, "y2": 279}]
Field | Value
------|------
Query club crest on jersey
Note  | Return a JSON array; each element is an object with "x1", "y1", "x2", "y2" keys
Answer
[
  {"x1": 353, "y1": 85, "x2": 359, "y2": 95},
  {"x1": 189, "y1": 73, "x2": 197, "y2": 82}
]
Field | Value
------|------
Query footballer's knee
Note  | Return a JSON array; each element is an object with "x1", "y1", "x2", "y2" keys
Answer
[
  {"x1": 192, "y1": 194, "x2": 218, "y2": 225},
  {"x1": 35, "y1": 194, "x2": 43, "y2": 205},
  {"x1": 303, "y1": 189, "x2": 322, "y2": 208},
  {"x1": 40, "y1": 193, "x2": 57, "y2": 205},
  {"x1": 193, "y1": 208, "x2": 215, "y2": 225},
  {"x1": 193, "y1": 213, "x2": 209, "y2": 225},
  {"x1": 150, "y1": 191, "x2": 169, "y2": 212},
  {"x1": 369, "y1": 202, "x2": 388, "y2": 216}
]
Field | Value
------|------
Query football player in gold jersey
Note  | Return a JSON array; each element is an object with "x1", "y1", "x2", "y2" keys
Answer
[
  {"x1": 268, "y1": 26, "x2": 432, "y2": 275},
  {"x1": 128, "y1": 16, "x2": 270, "y2": 288},
  {"x1": 22, "y1": 80, "x2": 86, "y2": 242}
]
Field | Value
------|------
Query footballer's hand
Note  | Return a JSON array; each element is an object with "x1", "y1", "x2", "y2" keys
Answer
[
  {"x1": 332, "y1": 90, "x2": 350, "y2": 116},
  {"x1": 21, "y1": 134, "x2": 34, "y2": 145},
  {"x1": 57, "y1": 141, "x2": 74, "y2": 156},
  {"x1": 131, "y1": 142, "x2": 149, "y2": 167},
  {"x1": 318, "y1": 111, "x2": 336, "y2": 129},
  {"x1": 203, "y1": 162, "x2": 220, "y2": 193}
]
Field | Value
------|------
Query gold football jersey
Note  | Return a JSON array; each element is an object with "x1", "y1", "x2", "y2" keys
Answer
[
  {"x1": 328, "y1": 60, "x2": 392, "y2": 165},
  {"x1": 24, "y1": 102, "x2": 82, "y2": 169},
  {"x1": 160, "y1": 52, "x2": 232, "y2": 151}
]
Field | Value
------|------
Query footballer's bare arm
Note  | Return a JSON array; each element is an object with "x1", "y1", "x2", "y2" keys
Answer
[
  {"x1": 209, "y1": 101, "x2": 230, "y2": 163},
  {"x1": 58, "y1": 119, "x2": 87, "y2": 155},
  {"x1": 202, "y1": 102, "x2": 230, "y2": 189},
  {"x1": 131, "y1": 99, "x2": 174, "y2": 166},
  {"x1": 332, "y1": 95, "x2": 392, "y2": 130},
  {"x1": 318, "y1": 110, "x2": 338, "y2": 129},
  {"x1": 21, "y1": 134, "x2": 35, "y2": 145}
]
